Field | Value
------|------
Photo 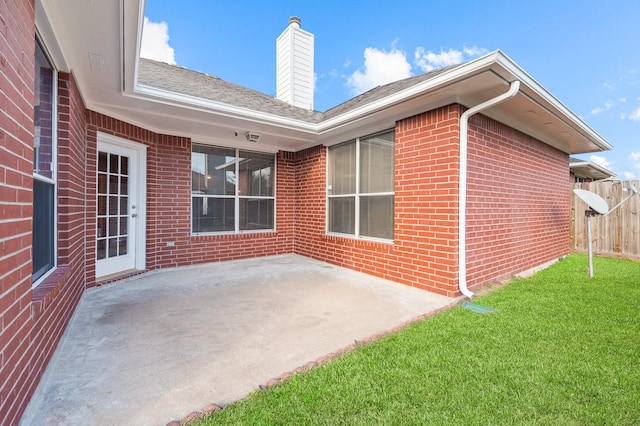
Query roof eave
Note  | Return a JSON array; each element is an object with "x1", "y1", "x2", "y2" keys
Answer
[{"x1": 491, "y1": 51, "x2": 613, "y2": 153}]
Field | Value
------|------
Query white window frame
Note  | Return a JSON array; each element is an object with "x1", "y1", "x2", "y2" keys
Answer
[
  {"x1": 32, "y1": 36, "x2": 58, "y2": 287},
  {"x1": 191, "y1": 145, "x2": 277, "y2": 235},
  {"x1": 326, "y1": 130, "x2": 395, "y2": 242}
]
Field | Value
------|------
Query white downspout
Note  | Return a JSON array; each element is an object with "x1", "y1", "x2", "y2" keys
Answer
[{"x1": 458, "y1": 80, "x2": 521, "y2": 298}]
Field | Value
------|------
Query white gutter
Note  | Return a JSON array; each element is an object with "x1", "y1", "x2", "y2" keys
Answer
[{"x1": 458, "y1": 80, "x2": 521, "y2": 298}]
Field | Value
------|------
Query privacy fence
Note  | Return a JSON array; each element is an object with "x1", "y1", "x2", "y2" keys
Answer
[{"x1": 571, "y1": 180, "x2": 640, "y2": 260}]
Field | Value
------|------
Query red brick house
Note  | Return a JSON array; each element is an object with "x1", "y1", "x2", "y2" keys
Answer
[
  {"x1": 1, "y1": 1, "x2": 612, "y2": 423},
  {"x1": 570, "y1": 157, "x2": 616, "y2": 182}
]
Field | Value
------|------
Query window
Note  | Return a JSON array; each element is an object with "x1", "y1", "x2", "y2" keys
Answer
[
  {"x1": 32, "y1": 40, "x2": 57, "y2": 282},
  {"x1": 327, "y1": 130, "x2": 394, "y2": 240},
  {"x1": 192, "y1": 144, "x2": 275, "y2": 233}
]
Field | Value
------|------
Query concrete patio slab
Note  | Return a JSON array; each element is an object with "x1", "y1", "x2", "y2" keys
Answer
[{"x1": 20, "y1": 254, "x2": 455, "y2": 425}]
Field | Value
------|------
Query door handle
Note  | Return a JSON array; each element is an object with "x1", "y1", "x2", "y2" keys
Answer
[{"x1": 131, "y1": 213, "x2": 138, "y2": 218}]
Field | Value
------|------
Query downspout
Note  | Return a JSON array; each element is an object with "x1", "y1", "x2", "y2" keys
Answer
[{"x1": 458, "y1": 80, "x2": 521, "y2": 298}]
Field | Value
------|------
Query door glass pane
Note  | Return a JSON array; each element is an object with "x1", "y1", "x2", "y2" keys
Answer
[
  {"x1": 120, "y1": 177, "x2": 128, "y2": 195},
  {"x1": 328, "y1": 197, "x2": 355, "y2": 235},
  {"x1": 98, "y1": 196, "x2": 107, "y2": 215},
  {"x1": 109, "y1": 196, "x2": 118, "y2": 215},
  {"x1": 121, "y1": 156, "x2": 129, "y2": 175},
  {"x1": 108, "y1": 217, "x2": 118, "y2": 236},
  {"x1": 98, "y1": 152, "x2": 108, "y2": 172},
  {"x1": 97, "y1": 239, "x2": 106, "y2": 260},
  {"x1": 98, "y1": 173, "x2": 107, "y2": 193},
  {"x1": 109, "y1": 153, "x2": 119, "y2": 174},
  {"x1": 97, "y1": 217, "x2": 106, "y2": 238},
  {"x1": 109, "y1": 175, "x2": 118, "y2": 194},
  {"x1": 118, "y1": 237, "x2": 128, "y2": 256},
  {"x1": 120, "y1": 196, "x2": 128, "y2": 215},
  {"x1": 108, "y1": 238, "x2": 118, "y2": 257}
]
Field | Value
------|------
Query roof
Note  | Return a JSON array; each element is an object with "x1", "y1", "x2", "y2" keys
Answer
[
  {"x1": 138, "y1": 59, "x2": 324, "y2": 123},
  {"x1": 37, "y1": 0, "x2": 614, "y2": 154},
  {"x1": 137, "y1": 58, "x2": 457, "y2": 124},
  {"x1": 570, "y1": 157, "x2": 617, "y2": 180}
]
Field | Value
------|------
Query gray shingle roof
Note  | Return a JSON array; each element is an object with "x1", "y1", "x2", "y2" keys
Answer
[
  {"x1": 137, "y1": 58, "x2": 458, "y2": 124},
  {"x1": 138, "y1": 58, "x2": 324, "y2": 122}
]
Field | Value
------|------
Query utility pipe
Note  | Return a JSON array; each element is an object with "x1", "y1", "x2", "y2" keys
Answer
[{"x1": 458, "y1": 80, "x2": 521, "y2": 298}]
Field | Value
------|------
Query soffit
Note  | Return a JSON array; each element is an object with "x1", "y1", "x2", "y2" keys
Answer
[
  {"x1": 37, "y1": 0, "x2": 612, "y2": 155},
  {"x1": 570, "y1": 161, "x2": 616, "y2": 180}
]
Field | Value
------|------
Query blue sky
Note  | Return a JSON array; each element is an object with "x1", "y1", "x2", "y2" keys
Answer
[{"x1": 142, "y1": 0, "x2": 640, "y2": 179}]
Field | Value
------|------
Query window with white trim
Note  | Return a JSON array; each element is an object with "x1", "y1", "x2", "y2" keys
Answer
[
  {"x1": 327, "y1": 129, "x2": 394, "y2": 240},
  {"x1": 191, "y1": 144, "x2": 275, "y2": 233},
  {"x1": 32, "y1": 39, "x2": 57, "y2": 282}
]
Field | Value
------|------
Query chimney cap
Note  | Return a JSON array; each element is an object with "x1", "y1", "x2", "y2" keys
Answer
[{"x1": 288, "y1": 16, "x2": 301, "y2": 27}]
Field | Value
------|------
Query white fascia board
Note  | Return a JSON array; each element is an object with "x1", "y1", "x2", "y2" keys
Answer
[
  {"x1": 36, "y1": 0, "x2": 71, "y2": 72},
  {"x1": 126, "y1": 0, "x2": 147, "y2": 94},
  {"x1": 316, "y1": 51, "x2": 504, "y2": 133},
  {"x1": 491, "y1": 50, "x2": 613, "y2": 152},
  {"x1": 570, "y1": 161, "x2": 616, "y2": 177},
  {"x1": 131, "y1": 84, "x2": 319, "y2": 133}
]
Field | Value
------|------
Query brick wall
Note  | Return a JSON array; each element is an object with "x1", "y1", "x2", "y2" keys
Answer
[
  {"x1": 465, "y1": 114, "x2": 569, "y2": 287},
  {"x1": 1, "y1": 1, "x2": 88, "y2": 423},
  {"x1": 86, "y1": 113, "x2": 296, "y2": 287},
  {"x1": 0, "y1": 1, "x2": 36, "y2": 423},
  {"x1": 293, "y1": 104, "x2": 569, "y2": 296},
  {"x1": 27, "y1": 71, "x2": 87, "y2": 399},
  {"x1": 294, "y1": 106, "x2": 462, "y2": 296}
]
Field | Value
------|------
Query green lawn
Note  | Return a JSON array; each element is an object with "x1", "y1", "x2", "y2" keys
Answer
[{"x1": 192, "y1": 254, "x2": 640, "y2": 425}]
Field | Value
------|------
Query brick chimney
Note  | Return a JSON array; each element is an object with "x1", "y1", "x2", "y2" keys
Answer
[{"x1": 276, "y1": 17, "x2": 314, "y2": 110}]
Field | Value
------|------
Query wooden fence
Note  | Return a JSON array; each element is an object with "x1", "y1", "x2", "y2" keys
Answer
[{"x1": 571, "y1": 180, "x2": 640, "y2": 260}]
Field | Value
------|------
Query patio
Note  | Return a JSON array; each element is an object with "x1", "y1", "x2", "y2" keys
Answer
[{"x1": 20, "y1": 254, "x2": 455, "y2": 425}]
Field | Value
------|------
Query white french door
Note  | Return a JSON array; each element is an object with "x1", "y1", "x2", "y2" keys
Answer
[{"x1": 96, "y1": 134, "x2": 146, "y2": 278}]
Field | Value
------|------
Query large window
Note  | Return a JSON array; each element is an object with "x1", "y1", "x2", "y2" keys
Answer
[
  {"x1": 32, "y1": 40, "x2": 57, "y2": 282},
  {"x1": 192, "y1": 144, "x2": 275, "y2": 233},
  {"x1": 327, "y1": 130, "x2": 394, "y2": 240}
]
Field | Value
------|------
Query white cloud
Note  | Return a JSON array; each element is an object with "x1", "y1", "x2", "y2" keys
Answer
[
  {"x1": 603, "y1": 81, "x2": 615, "y2": 91},
  {"x1": 590, "y1": 154, "x2": 612, "y2": 169},
  {"x1": 140, "y1": 17, "x2": 176, "y2": 65},
  {"x1": 463, "y1": 45, "x2": 489, "y2": 57},
  {"x1": 590, "y1": 100, "x2": 614, "y2": 115},
  {"x1": 414, "y1": 45, "x2": 487, "y2": 73},
  {"x1": 629, "y1": 152, "x2": 640, "y2": 180},
  {"x1": 346, "y1": 46, "x2": 412, "y2": 96},
  {"x1": 629, "y1": 107, "x2": 640, "y2": 121},
  {"x1": 345, "y1": 43, "x2": 488, "y2": 97},
  {"x1": 415, "y1": 47, "x2": 463, "y2": 72}
]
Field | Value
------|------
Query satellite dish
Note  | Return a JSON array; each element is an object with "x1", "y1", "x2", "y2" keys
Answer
[{"x1": 573, "y1": 189, "x2": 609, "y2": 215}]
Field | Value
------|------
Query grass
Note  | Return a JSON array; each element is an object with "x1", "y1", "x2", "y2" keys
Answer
[{"x1": 192, "y1": 254, "x2": 640, "y2": 425}]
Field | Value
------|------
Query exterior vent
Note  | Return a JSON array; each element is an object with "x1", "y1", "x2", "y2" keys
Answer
[{"x1": 245, "y1": 132, "x2": 261, "y2": 142}]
